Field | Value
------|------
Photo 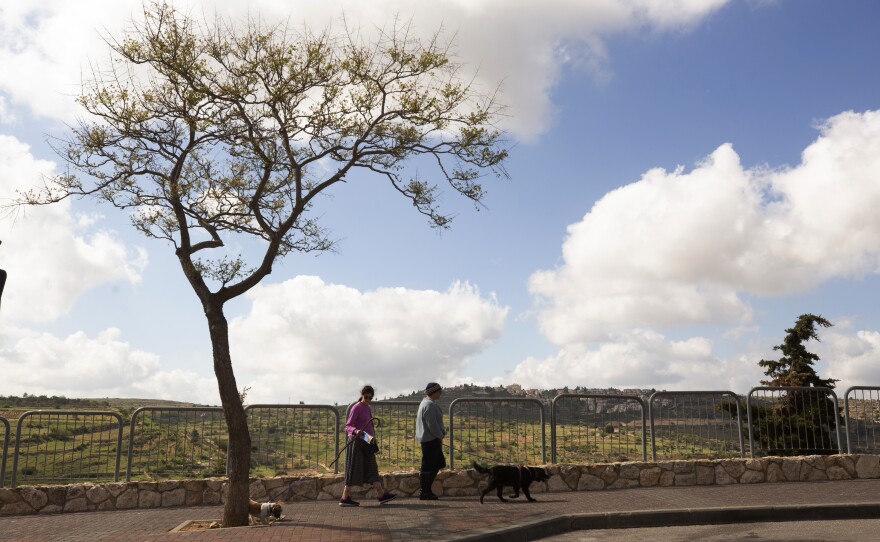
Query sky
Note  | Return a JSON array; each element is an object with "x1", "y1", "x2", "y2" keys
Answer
[{"x1": 2, "y1": 0, "x2": 880, "y2": 405}]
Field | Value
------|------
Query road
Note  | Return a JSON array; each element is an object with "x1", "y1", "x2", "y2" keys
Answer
[{"x1": 539, "y1": 519, "x2": 878, "y2": 541}]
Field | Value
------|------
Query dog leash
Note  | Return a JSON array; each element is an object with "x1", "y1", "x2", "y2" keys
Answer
[{"x1": 329, "y1": 416, "x2": 381, "y2": 470}]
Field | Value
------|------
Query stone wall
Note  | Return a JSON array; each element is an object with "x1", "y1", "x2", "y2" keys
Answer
[{"x1": 2, "y1": 454, "x2": 879, "y2": 516}]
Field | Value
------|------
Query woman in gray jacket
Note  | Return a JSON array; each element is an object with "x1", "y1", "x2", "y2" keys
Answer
[{"x1": 415, "y1": 382, "x2": 446, "y2": 500}]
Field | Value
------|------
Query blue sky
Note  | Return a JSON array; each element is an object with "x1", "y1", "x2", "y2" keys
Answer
[{"x1": 2, "y1": 0, "x2": 880, "y2": 404}]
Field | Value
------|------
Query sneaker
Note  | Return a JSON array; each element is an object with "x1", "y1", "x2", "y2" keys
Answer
[
  {"x1": 339, "y1": 497, "x2": 360, "y2": 507},
  {"x1": 377, "y1": 492, "x2": 397, "y2": 505},
  {"x1": 419, "y1": 493, "x2": 439, "y2": 501}
]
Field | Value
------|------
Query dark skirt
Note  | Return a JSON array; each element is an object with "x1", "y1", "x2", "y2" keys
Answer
[
  {"x1": 344, "y1": 436, "x2": 380, "y2": 486},
  {"x1": 420, "y1": 438, "x2": 446, "y2": 473}
]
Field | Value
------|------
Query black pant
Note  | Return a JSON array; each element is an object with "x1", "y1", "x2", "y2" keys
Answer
[{"x1": 420, "y1": 438, "x2": 446, "y2": 472}]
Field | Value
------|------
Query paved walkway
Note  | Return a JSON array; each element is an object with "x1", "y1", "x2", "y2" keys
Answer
[{"x1": 2, "y1": 480, "x2": 880, "y2": 542}]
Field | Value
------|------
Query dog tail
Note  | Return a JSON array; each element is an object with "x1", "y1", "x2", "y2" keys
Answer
[{"x1": 472, "y1": 461, "x2": 489, "y2": 474}]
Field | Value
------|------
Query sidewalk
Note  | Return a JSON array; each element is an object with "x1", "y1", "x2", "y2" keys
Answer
[{"x1": 2, "y1": 479, "x2": 880, "y2": 542}]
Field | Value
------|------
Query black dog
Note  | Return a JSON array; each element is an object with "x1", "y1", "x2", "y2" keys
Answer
[{"x1": 472, "y1": 461, "x2": 550, "y2": 503}]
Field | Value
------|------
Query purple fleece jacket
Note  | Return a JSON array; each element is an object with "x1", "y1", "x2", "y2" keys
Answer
[{"x1": 346, "y1": 401, "x2": 375, "y2": 437}]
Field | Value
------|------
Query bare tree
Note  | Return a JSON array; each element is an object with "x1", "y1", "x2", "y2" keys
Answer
[{"x1": 17, "y1": 1, "x2": 508, "y2": 526}]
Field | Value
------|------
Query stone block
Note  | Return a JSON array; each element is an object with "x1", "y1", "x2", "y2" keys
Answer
[
  {"x1": 835, "y1": 456, "x2": 856, "y2": 477},
  {"x1": 558, "y1": 465, "x2": 581, "y2": 489},
  {"x1": 741, "y1": 470, "x2": 764, "y2": 484},
  {"x1": 157, "y1": 481, "x2": 180, "y2": 492},
  {"x1": 577, "y1": 474, "x2": 604, "y2": 491},
  {"x1": 19, "y1": 488, "x2": 48, "y2": 510},
  {"x1": 715, "y1": 465, "x2": 735, "y2": 485},
  {"x1": 673, "y1": 473, "x2": 695, "y2": 486},
  {"x1": 720, "y1": 460, "x2": 746, "y2": 479},
  {"x1": 826, "y1": 465, "x2": 853, "y2": 480},
  {"x1": 695, "y1": 465, "x2": 715, "y2": 485},
  {"x1": 639, "y1": 467, "x2": 662, "y2": 487},
  {"x1": 206, "y1": 480, "x2": 225, "y2": 492},
  {"x1": 249, "y1": 480, "x2": 267, "y2": 500},
  {"x1": 766, "y1": 463, "x2": 785, "y2": 482},
  {"x1": 856, "y1": 455, "x2": 880, "y2": 479},
  {"x1": 782, "y1": 459, "x2": 801, "y2": 481},
  {"x1": 801, "y1": 465, "x2": 828, "y2": 481},
  {"x1": 185, "y1": 490, "x2": 203, "y2": 506},
  {"x1": 66, "y1": 486, "x2": 86, "y2": 500},
  {"x1": 139, "y1": 490, "x2": 161, "y2": 508},
  {"x1": 263, "y1": 477, "x2": 285, "y2": 491},
  {"x1": 96, "y1": 500, "x2": 116, "y2": 511},
  {"x1": 672, "y1": 461, "x2": 694, "y2": 474},
  {"x1": 202, "y1": 489, "x2": 222, "y2": 505},
  {"x1": 43, "y1": 486, "x2": 67, "y2": 506},
  {"x1": 659, "y1": 471, "x2": 676, "y2": 487},
  {"x1": 803, "y1": 456, "x2": 825, "y2": 471},
  {"x1": 182, "y1": 480, "x2": 205, "y2": 492},
  {"x1": 162, "y1": 488, "x2": 185, "y2": 507},
  {"x1": 0, "y1": 489, "x2": 21, "y2": 504},
  {"x1": 745, "y1": 459, "x2": 764, "y2": 471},
  {"x1": 619, "y1": 464, "x2": 640, "y2": 480},
  {"x1": 2, "y1": 501, "x2": 36, "y2": 516},
  {"x1": 443, "y1": 470, "x2": 474, "y2": 488},
  {"x1": 106, "y1": 483, "x2": 131, "y2": 497},
  {"x1": 398, "y1": 476, "x2": 421, "y2": 495},
  {"x1": 86, "y1": 486, "x2": 110, "y2": 504},
  {"x1": 116, "y1": 489, "x2": 138, "y2": 509}
]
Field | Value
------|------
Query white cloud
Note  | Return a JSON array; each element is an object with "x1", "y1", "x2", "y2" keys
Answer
[
  {"x1": 508, "y1": 329, "x2": 762, "y2": 393},
  {"x1": 0, "y1": 0, "x2": 729, "y2": 139},
  {"x1": 530, "y1": 109, "x2": 880, "y2": 344},
  {"x1": 0, "y1": 134, "x2": 147, "y2": 322},
  {"x1": 229, "y1": 276, "x2": 508, "y2": 404},
  {"x1": 823, "y1": 329, "x2": 880, "y2": 392},
  {"x1": 0, "y1": 324, "x2": 218, "y2": 402}
]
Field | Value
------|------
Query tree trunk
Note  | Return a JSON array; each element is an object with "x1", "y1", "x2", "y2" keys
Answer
[{"x1": 206, "y1": 303, "x2": 251, "y2": 527}]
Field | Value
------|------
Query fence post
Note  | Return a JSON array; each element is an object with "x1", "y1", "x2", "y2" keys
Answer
[{"x1": 0, "y1": 416, "x2": 9, "y2": 487}]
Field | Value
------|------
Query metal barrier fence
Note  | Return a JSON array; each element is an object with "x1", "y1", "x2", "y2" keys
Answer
[
  {"x1": 746, "y1": 387, "x2": 843, "y2": 458},
  {"x1": 11, "y1": 410, "x2": 123, "y2": 488},
  {"x1": 449, "y1": 398, "x2": 545, "y2": 469},
  {"x1": 551, "y1": 394, "x2": 646, "y2": 463},
  {"x1": 6, "y1": 385, "x2": 880, "y2": 487},
  {"x1": 844, "y1": 386, "x2": 880, "y2": 454},
  {"x1": 1, "y1": 416, "x2": 9, "y2": 487},
  {"x1": 649, "y1": 391, "x2": 744, "y2": 461},
  {"x1": 245, "y1": 404, "x2": 340, "y2": 475},
  {"x1": 126, "y1": 407, "x2": 226, "y2": 482}
]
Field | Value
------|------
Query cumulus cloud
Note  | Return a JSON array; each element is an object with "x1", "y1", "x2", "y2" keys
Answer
[
  {"x1": 508, "y1": 329, "x2": 763, "y2": 393},
  {"x1": 511, "y1": 109, "x2": 880, "y2": 392},
  {"x1": 530, "y1": 109, "x2": 880, "y2": 344},
  {"x1": 0, "y1": 324, "x2": 219, "y2": 402},
  {"x1": 823, "y1": 329, "x2": 880, "y2": 392},
  {"x1": 0, "y1": 0, "x2": 729, "y2": 139},
  {"x1": 229, "y1": 276, "x2": 508, "y2": 404},
  {"x1": 0, "y1": 135, "x2": 147, "y2": 322}
]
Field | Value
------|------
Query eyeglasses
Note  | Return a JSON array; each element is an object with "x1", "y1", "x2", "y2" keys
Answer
[{"x1": 364, "y1": 394, "x2": 374, "y2": 399}]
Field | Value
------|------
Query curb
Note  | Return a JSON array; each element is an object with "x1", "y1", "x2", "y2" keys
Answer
[{"x1": 441, "y1": 503, "x2": 880, "y2": 542}]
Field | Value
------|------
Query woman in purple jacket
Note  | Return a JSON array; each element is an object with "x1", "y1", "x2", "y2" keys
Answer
[{"x1": 339, "y1": 385, "x2": 397, "y2": 506}]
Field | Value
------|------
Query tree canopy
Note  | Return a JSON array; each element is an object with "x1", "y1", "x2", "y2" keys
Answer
[{"x1": 759, "y1": 313, "x2": 837, "y2": 388}]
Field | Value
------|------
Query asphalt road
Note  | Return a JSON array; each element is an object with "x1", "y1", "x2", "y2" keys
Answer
[{"x1": 538, "y1": 519, "x2": 880, "y2": 541}]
